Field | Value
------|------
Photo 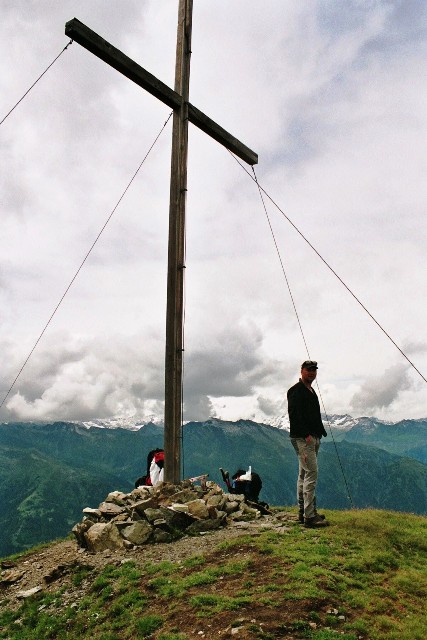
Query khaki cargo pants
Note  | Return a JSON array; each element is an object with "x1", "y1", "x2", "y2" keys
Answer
[{"x1": 290, "y1": 436, "x2": 320, "y2": 520}]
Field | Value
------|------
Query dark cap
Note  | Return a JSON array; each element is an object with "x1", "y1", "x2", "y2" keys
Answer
[{"x1": 301, "y1": 360, "x2": 318, "y2": 370}]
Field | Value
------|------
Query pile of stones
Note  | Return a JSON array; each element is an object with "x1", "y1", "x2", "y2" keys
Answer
[{"x1": 72, "y1": 480, "x2": 264, "y2": 552}]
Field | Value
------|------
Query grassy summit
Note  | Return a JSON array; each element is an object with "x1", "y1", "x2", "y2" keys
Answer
[{"x1": 0, "y1": 509, "x2": 426, "y2": 639}]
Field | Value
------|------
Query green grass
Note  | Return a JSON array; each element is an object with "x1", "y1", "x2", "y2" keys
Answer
[{"x1": 0, "y1": 509, "x2": 426, "y2": 639}]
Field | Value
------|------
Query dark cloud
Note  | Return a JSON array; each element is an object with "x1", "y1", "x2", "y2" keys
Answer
[
  {"x1": 256, "y1": 395, "x2": 285, "y2": 417},
  {"x1": 184, "y1": 326, "x2": 280, "y2": 398},
  {"x1": 183, "y1": 394, "x2": 214, "y2": 422},
  {"x1": 350, "y1": 364, "x2": 413, "y2": 414},
  {"x1": 180, "y1": 326, "x2": 286, "y2": 421},
  {"x1": 0, "y1": 324, "x2": 284, "y2": 422},
  {"x1": 0, "y1": 331, "x2": 165, "y2": 421},
  {"x1": 401, "y1": 341, "x2": 427, "y2": 356}
]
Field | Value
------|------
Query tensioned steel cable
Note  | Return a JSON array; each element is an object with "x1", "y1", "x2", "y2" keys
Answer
[
  {"x1": 231, "y1": 152, "x2": 427, "y2": 386},
  {"x1": 0, "y1": 40, "x2": 73, "y2": 127},
  {"x1": 251, "y1": 166, "x2": 311, "y2": 358},
  {"x1": 251, "y1": 165, "x2": 354, "y2": 508},
  {"x1": 314, "y1": 385, "x2": 354, "y2": 507},
  {"x1": 0, "y1": 112, "x2": 173, "y2": 411}
]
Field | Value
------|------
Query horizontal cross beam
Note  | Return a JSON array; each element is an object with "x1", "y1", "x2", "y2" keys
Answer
[{"x1": 65, "y1": 18, "x2": 258, "y2": 166}]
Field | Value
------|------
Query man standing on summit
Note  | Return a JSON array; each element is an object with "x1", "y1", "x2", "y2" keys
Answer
[{"x1": 287, "y1": 360, "x2": 329, "y2": 528}]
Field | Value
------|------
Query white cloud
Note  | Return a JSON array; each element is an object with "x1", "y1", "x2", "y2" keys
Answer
[
  {"x1": 2, "y1": 331, "x2": 164, "y2": 421},
  {"x1": 1, "y1": 1, "x2": 427, "y2": 424}
]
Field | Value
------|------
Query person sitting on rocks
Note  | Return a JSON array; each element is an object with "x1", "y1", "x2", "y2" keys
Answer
[
  {"x1": 134, "y1": 448, "x2": 164, "y2": 488},
  {"x1": 220, "y1": 466, "x2": 262, "y2": 503}
]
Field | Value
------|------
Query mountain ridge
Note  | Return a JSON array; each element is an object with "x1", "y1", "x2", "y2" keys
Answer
[
  {"x1": 75, "y1": 412, "x2": 427, "y2": 432},
  {"x1": 2, "y1": 417, "x2": 427, "y2": 557}
]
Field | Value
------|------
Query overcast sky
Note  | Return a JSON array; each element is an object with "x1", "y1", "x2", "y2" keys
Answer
[{"x1": 1, "y1": 0, "x2": 426, "y2": 425}]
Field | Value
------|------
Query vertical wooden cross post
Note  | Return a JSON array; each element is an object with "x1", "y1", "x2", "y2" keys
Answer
[
  {"x1": 65, "y1": 1, "x2": 258, "y2": 483},
  {"x1": 164, "y1": 0, "x2": 193, "y2": 483}
]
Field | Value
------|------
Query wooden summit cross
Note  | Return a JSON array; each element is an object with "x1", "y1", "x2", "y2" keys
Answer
[{"x1": 65, "y1": 1, "x2": 258, "y2": 483}]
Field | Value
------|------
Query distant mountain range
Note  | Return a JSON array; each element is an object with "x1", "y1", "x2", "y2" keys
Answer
[
  {"x1": 79, "y1": 413, "x2": 427, "y2": 466},
  {"x1": 1, "y1": 415, "x2": 427, "y2": 557},
  {"x1": 79, "y1": 413, "x2": 358, "y2": 431}
]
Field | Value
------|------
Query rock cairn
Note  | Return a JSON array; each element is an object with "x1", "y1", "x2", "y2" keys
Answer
[{"x1": 73, "y1": 480, "x2": 264, "y2": 552}]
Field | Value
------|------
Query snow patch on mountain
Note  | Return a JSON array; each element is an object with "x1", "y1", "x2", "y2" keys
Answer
[
  {"x1": 259, "y1": 413, "x2": 362, "y2": 432},
  {"x1": 81, "y1": 416, "x2": 162, "y2": 430}
]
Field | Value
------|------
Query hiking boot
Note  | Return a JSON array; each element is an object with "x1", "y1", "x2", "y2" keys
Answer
[
  {"x1": 304, "y1": 515, "x2": 329, "y2": 528},
  {"x1": 314, "y1": 511, "x2": 326, "y2": 520},
  {"x1": 299, "y1": 511, "x2": 325, "y2": 524}
]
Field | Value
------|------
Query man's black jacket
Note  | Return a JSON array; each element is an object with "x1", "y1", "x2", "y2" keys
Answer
[{"x1": 287, "y1": 380, "x2": 327, "y2": 438}]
